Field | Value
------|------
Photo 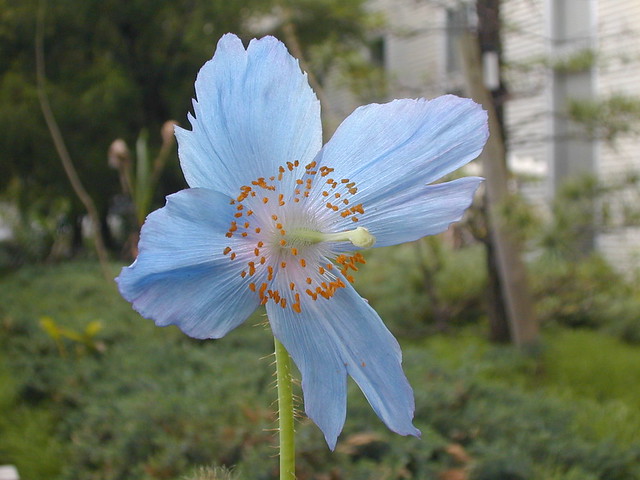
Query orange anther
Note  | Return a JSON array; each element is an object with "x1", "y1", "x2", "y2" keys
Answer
[
  {"x1": 230, "y1": 252, "x2": 236, "y2": 260},
  {"x1": 300, "y1": 259, "x2": 307, "y2": 268},
  {"x1": 292, "y1": 294, "x2": 301, "y2": 313},
  {"x1": 249, "y1": 283, "x2": 256, "y2": 292},
  {"x1": 223, "y1": 247, "x2": 232, "y2": 255}
]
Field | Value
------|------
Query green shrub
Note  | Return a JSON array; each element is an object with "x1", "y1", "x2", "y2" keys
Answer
[
  {"x1": 531, "y1": 254, "x2": 640, "y2": 343},
  {"x1": 357, "y1": 240, "x2": 486, "y2": 335},
  {"x1": 3, "y1": 262, "x2": 640, "y2": 480}
]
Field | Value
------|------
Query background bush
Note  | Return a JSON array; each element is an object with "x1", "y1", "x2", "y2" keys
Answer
[{"x1": 2, "y1": 261, "x2": 640, "y2": 479}]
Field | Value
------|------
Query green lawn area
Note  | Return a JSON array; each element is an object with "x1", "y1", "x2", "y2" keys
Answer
[{"x1": 1, "y1": 261, "x2": 639, "y2": 479}]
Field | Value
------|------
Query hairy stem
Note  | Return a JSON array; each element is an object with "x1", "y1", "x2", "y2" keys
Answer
[{"x1": 274, "y1": 337, "x2": 295, "y2": 479}]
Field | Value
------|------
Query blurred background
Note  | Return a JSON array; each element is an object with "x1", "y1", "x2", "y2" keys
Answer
[{"x1": 1, "y1": 0, "x2": 640, "y2": 479}]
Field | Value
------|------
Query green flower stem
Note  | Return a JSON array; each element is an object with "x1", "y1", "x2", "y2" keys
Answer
[{"x1": 274, "y1": 336, "x2": 295, "y2": 480}]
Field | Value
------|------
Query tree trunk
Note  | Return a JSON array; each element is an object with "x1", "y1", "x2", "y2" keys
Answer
[
  {"x1": 458, "y1": 31, "x2": 539, "y2": 348},
  {"x1": 475, "y1": 0, "x2": 511, "y2": 343}
]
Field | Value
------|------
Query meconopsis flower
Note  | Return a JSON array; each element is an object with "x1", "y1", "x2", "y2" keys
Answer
[{"x1": 117, "y1": 33, "x2": 488, "y2": 450}]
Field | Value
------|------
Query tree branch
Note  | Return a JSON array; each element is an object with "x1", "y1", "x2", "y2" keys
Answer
[{"x1": 35, "y1": 0, "x2": 112, "y2": 280}]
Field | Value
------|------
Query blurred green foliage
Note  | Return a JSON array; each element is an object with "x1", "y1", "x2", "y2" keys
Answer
[
  {"x1": 567, "y1": 93, "x2": 640, "y2": 142},
  {"x1": 0, "y1": 0, "x2": 378, "y2": 261},
  {"x1": 358, "y1": 241, "x2": 487, "y2": 336},
  {"x1": 531, "y1": 253, "x2": 640, "y2": 337},
  {"x1": 39, "y1": 316, "x2": 104, "y2": 356},
  {"x1": 551, "y1": 48, "x2": 597, "y2": 74},
  {"x1": 2, "y1": 261, "x2": 640, "y2": 479}
]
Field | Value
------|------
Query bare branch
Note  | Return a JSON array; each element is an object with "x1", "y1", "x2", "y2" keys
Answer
[{"x1": 35, "y1": 0, "x2": 112, "y2": 281}]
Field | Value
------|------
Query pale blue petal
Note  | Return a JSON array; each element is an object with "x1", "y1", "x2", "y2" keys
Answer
[
  {"x1": 343, "y1": 177, "x2": 483, "y2": 249},
  {"x1": 310, "y1": 95, "x2": 487, "y2": 215},
  {"x1": 267, "y1": 301, "x2": 347, "y2": 450},
  {"x1": 267, "y1": 278, "x2": 419, "y2": 449},
  {"x1": 177, "y1": 34, "x2": 322, "y2": 195},
  {"x1": 117, "y1": 188, "x2": 260, "y2": 339}
]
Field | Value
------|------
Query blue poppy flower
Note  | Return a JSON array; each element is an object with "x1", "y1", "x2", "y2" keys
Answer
[{"x1": 117, "y1": 33, "x2": 488, "y2": 450}]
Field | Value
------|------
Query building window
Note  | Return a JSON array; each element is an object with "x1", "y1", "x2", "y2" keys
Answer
[
  {"x1": 445, "y1": 3, "x2": 476, "y2": 74},
  {"x1": 369, "y1": 36, "x2": 386, "y2": 69}
]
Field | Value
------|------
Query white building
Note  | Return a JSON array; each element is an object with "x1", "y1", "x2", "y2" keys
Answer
[{"x1": 327, "y1": 0, "x2": 640, "y2": 271}]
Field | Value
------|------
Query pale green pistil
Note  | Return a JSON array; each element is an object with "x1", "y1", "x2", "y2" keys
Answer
[{"x1": 288, "y1": 226, "x2": 376, "y2": 249}]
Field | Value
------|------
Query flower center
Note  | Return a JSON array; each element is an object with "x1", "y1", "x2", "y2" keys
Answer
[{"x1": 221, "y1": 160, "x2": 374, "y2": 313}]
